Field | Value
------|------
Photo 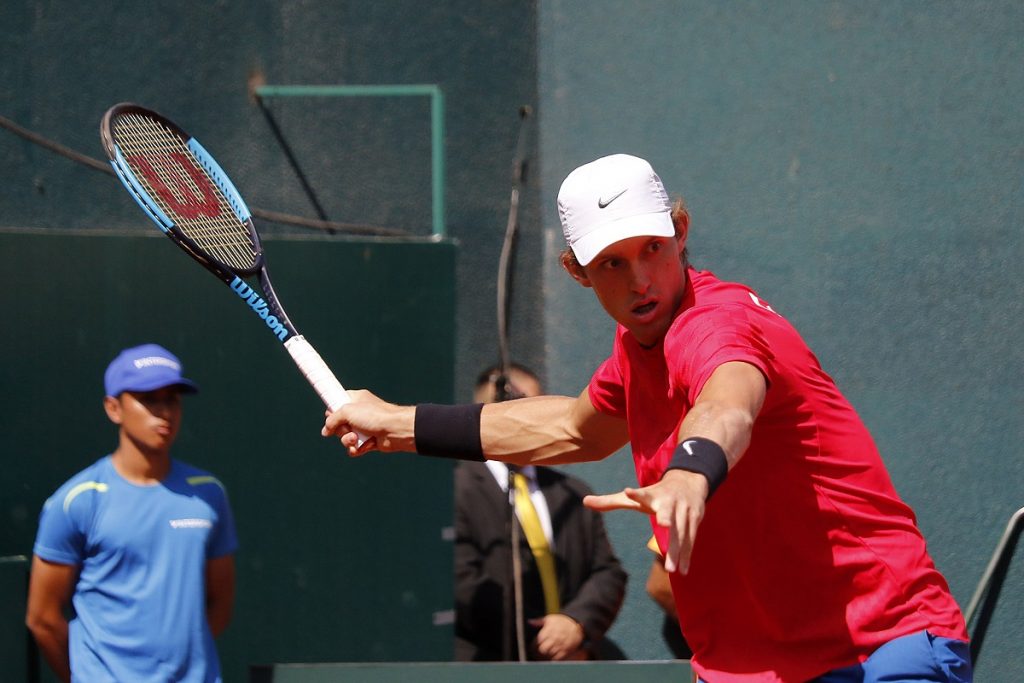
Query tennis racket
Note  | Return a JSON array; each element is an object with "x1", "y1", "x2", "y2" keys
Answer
[{"x1": 100, "y1": 102, "x2": 363, "y2": 441}]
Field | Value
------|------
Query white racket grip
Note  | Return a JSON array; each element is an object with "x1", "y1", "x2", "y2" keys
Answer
[{"x1": 284, "y1": 335, "x2": 367, "y2": 446}]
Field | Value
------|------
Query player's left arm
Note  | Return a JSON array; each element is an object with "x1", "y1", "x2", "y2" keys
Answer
[
  {"x1": 205, "y1": 554, "x2": 236, "y2": 637},
  {"x1": 675, "y1": 360, "x2": 765, "y2": 468},
  {"x1": 585, "y1": 361, "x2": 766, "y2": 573}
]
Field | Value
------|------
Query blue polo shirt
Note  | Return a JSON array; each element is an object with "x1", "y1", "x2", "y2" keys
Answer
[{"x1": 34, "y1": 455, "x2": 238, "y2": 683}]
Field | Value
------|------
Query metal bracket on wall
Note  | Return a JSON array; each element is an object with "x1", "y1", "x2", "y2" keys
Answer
[
  {"x1": 963, "y1": 505, "x2": 1024, "y2": 664},
  {"x1": 254, "y1": 84, "x2": 446, "y2": 238}
]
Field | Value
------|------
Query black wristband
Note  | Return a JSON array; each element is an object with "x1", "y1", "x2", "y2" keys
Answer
[
  {"x1": 414, "y1": 403, "x2": 485, "y2": 461},
  {"x1": 663, "y1": 437, "x2": 728, "y2": 499}
]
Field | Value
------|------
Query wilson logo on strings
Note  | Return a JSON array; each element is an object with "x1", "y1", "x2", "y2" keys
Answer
[
  {"x1": 230, "y1": 277, "x2": 289, "y2": 341},
  {"x1": 128, "y1": 153, "x2": 222, "y2": 220}
]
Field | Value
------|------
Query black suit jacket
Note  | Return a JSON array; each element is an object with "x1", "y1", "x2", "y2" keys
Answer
[{"x1": 453, "y1": 461, "x2": 627, "y2": 661}]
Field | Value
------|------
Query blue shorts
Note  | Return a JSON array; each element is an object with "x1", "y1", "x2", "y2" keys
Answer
[
  {"x1": 812, "y1": 630, "x2": 972, "y2": 683},
  {"x1": 696, "y1": 631, "x2": 972, "y2": 683}
]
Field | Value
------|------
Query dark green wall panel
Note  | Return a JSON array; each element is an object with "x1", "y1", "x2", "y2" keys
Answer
[{"x1": 0, "y1": 230, "x2": 457, "y2": 681}]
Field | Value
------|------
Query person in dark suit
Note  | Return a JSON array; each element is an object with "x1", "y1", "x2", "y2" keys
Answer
[{"x1": 454, "y1": 365, "x2": 627, "y2": 662}]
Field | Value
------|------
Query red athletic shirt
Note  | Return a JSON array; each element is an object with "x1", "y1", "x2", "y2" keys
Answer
[{"x1": 588, "y1": 268, "x2": 967, "y2": 682}]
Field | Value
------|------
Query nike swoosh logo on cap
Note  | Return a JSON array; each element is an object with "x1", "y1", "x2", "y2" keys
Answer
[{"x1": 597, "y1": 188, "x2": 627, "y2": 208}]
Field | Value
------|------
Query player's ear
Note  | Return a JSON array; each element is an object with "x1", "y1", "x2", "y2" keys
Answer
[
  {"x1": 673, "y1": 201, "x2": 690, "y2": 254},
  {"x1": 561, "y1": 250, "x2": 592, "y2": 288},
  {"x1": 103, "y1": 395, "x2": 123, "y2": 425},
  {"x1": 676, "y1": 228, "x2": 688, "y2": 256}
]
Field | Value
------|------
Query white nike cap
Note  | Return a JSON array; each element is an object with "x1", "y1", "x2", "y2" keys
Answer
[{"x1": 557, "y1": 154, "x2": 675, "y2": 266}]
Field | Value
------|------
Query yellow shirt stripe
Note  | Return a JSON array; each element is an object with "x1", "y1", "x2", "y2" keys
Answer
[
  {"x1": 63, "y1": 482, "x2": 109, "y2": 513},
  {"x1": 186, "y1": 475, "x2": 225, "y2": 491}
]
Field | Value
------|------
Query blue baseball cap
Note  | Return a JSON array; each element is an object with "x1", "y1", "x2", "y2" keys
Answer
[{"x1": 104, "y1": 343, "x2": 199, "y2": 396}]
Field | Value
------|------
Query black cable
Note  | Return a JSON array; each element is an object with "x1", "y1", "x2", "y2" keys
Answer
[
  {"x1": 495, "y1": 105, "x2": 532, "y2": 402},
  {"x1": 249, "y1": 206, "x2": 409, "y2": 237},
  {"x1": 0, "y1": 112, "x2": 415, "y2": 238},
  {"x1": 506, "y1": 465, "x2": 526, "y2": 661},
  {"x1": 254, "y1": 96, "x2": 333, "y2": 232},
  {"x1": 0, "y1": 113, "x2": 114, "y2": 175},
  {"x1": 492, "y1": 105, "x2": 533, "y2": 661}
]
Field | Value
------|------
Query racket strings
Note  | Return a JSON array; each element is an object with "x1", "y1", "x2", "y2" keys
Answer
[{"x1": 112, "y1": 113, "x2": 258, "y2": 271}]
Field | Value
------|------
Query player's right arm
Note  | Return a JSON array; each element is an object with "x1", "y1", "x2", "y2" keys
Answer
[
  {"x1": 25, "y1": 555, "x2": 77, "y2": 683},
  {"x1": 323, "y1": 388, "x2": 629, "y2": 465}
]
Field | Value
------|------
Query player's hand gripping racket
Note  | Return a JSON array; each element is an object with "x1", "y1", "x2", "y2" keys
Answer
[{"x1": 100, "y1": 103, "x2": 365, "y2": 444}]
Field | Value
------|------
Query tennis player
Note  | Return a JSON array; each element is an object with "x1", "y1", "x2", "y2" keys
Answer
[{"x1": 324, "y1": 154, "x2": 971, "y2": 682}]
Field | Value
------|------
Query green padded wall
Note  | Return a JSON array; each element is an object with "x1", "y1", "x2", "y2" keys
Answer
[
  {"x1": 0, "y1": 229, "x2": 457, "y2": 682},
  {"x1": 538, "y1": 1, "x2": 1023, "y2": 675},
  {"x1": 5, "y1": 0, "x2": 1022, "y2": 677}
]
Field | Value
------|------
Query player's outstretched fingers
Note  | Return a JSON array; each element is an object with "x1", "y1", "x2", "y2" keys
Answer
[
  {"x1": 583, "y1": 490, "x2": 648, "y2": 513},
  {"x1": 659, "y1": 498, "x2": 704, "y2": 575},
  {"x1": 623, "y1": 486, "x2": 660, "y2": 509}
]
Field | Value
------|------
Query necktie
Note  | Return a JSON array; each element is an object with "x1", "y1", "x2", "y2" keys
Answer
[{"x1": 511, "y1": 471, "x2": 560, "y2": 614}]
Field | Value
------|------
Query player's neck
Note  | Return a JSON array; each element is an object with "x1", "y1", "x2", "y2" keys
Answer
[{"x1": 111, "y1": 439, "x2": 173, "y2": 484}]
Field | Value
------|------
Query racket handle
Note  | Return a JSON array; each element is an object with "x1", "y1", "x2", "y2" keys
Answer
[{"x1": 284, "y1": 335, "x2": 367, "y2": 446}]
